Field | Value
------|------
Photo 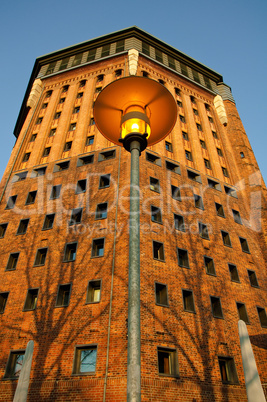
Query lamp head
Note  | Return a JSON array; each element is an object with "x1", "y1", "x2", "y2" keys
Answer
[{"x1": 94, "y1": 76, "x2": 177, "y2": 148}]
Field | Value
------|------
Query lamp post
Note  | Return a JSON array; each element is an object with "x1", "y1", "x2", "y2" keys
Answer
[{"x1": 94, "y1": 76, "x2": 177, "y2": 401}]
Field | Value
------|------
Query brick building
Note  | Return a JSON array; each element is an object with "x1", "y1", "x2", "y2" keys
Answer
[{"x1": 0, "y1": 27, "x2": 266, "y2": 401}]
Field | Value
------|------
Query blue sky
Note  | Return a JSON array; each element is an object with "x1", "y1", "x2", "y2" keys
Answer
[{"x1": 0, "y1": 0, "x2": 266, "y2": 183}]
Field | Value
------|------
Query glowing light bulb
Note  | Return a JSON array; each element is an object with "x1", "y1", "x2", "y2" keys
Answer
[{"x1": 131, "y1": 123, "x2": 139, "y2": 131}]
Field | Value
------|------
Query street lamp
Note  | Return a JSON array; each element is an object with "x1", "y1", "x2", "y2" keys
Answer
[{"x1": 94, "y1": 76, "x2": 177, "y2": 402}]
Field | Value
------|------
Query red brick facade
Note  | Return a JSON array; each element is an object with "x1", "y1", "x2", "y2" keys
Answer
[{"x1": 0, "y1": 30, "x2": 266, "y2": 401}]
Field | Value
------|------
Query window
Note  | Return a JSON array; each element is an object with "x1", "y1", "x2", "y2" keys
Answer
[
  {"x1": 222, "y1": 167, "x2": 229, "y2": 177},
  {"x1": 224, "y1": 185, "x2": 237, "y2": 198},
  {"x1": 50, "y1": 184, "x2": 61, "y2": 199},
  {"x1": 192, "y1": 70, "x2": 200, "y2": 83},
  {"x1": 208, "y1": 116, "x2": 214, "y2": 123},
  {"x1": 171, "y1": 185, "x2": 181, "y2": 201},
  {"x1": 157, "y1": 347, "x2": 179, "y2": 377},
  {"x1": 155, "y1": 49, "x2": 163, "y2": 63},
  {"x1": 95, "y1": 203, "x2": 108, "y2": 220},
  {"x1": 24, "y1": 289, "x2": 39, "y2": 311},
  {"x1": 43, "y1": 147, "x2": 51, "y2": 157},
  {"x1": 49, "y1": 128, "x2": 56, "y2": 137},
  {"x1": 205, "y1": 103, "x2": 210, "y2": 111},
  {"x1": 179, "y1": 115, "x2": 186, "y2": 123},
  {"x1": 54, "y1": 161, "x2": 70, "y2": 172},
  {"x1": 45, "y1": 90, "x2": 52, "y2": 97},
  {"x1": 73, "y1": 54, "x2": 83, "y2": 67},
  {"x1": 232, "y1": 209, "x2": 242, "y2": 224},
  {"x1": 79, "y1": 79, "x2": 86, "y2": 87},
  {"x1": 155, "y1": 283, "x2": 168, "y2": 306},
  {"x1": 62, "y1": 85, "x2": 69, "y2": 92},
  {"x1": 151, "y1": 206, "x2": 162, "y2": 224},
  {"x1": 215, "y1": 202, "x2": 225, "y2": 217},
  {"x1": 153, "y1": 241, "x2": 165, "y2": 261},
  {"x1": 99, "y1": 174, "x2": 110, "y2": 189},
  {"x1": 177, "y1": 100, "x2": 182, "y2": 107},
  {"x1": 257, "y1": 307, "x2": 267, "y2": 328},
  {"x1": 13, "y1": 171, "x2": 27, "y2": 182},
  {"x1": 101, "y1": 44, "x2": 110, "y2": 57},
  {"x1": 115, "y1": 69, "x2": 122, "y2": 77},
  {"x1": 5, "y1": 195, "x2": 17, "y2": 209},
  {"x1": 204, "y1": 159, "x2": 211, "y2": 169},
  {"x1": 69, "y1": 208, "x2": 82, "y2": 226},
  {"x1": 182, "y1": 289, "x2": 195, "y2": 313},
  {"x1": 63, "y1": 141, "x2": 72, "y2": 152},
  {"x1": 59, "y1": 97, "x2": 65, "y2": 104},
  {"x1": 228, "y1": 264, "x2": 240, "y2": 282},
  {"x1": 63, "y1": 242, "x2": 77, "y2": 261},
  {"x1": 218, "y1": 357, "x2": 238, "y2": 384},
  {"x1": 87, "y1": 48, "x2": 96, "y2": 62},
  {"x1": 6, "y1": 253, "x2": 19, "y2": 271},
  {"x1": 4, "y1": 351, "x2": 25, "y2": 379},
  {"x1": 73, "y1": 346, "x2": 97, "y2": 374},
  {"x1": 247, "y1": 270, "x2": 259, "y2": 287},
  {"x1": 208, "y1": 179, "x2": 221, "y2": 191},
  {"x1": 165, "y1": 141, "x2": 172, "y2": 152},
  {"x1": 185, "y1": 150, "x2": 192, "y2": 161},
  {"x1": 204, "y1": 76, "x2": 212, "y2": 90},
  {"x1": 187, "y1": 170, "x2": 201, "y2": 183},
  {"x1": 89, "y1": 117, "x2": 95, "y2": 125},
  {"x1": 95, "y1": 87, "x2": 102, "y2": 93},
  {"x1": 59, "y1": 57, "x2": 70, "y2": 71},
  {"x1": 193, "y1": 108, "x2": 198, "y2": 115},
  {"x1": 158, "y1": 79, "x2": 165, "y2": 85},
  {"x1": 175, "y1": 88, "x2": 180, "y2": 96},
  {"x1": 92, "y1": 238, "x2": 105, "y2": 257},
  {"x1": 86, "y1": 280, "x2": 101, "y2": 303},
  {"x1": 196, "y1": 123, "x2": 202, "y2": 131},
  {"x1": 17, "y1": 219, "x2": 29, "y2": 235},
  {"x1": 168, "y1": 56, "x2": 176, "y2": 69},
  {"x1": 180, "y1": 63, "x2": 188, "y2": 77},
  {"x1": 22, "y1": 152, "x2": 31, "y2": 162},
  {"x1": 76, "y1": 179, "x2": 87, "y2": 193},
  {"x1": 174, "y1": 214, "x2": 185, "y2": 232},
  {"x1": 177, "y1": 248, "x2": 189, "y2": 268},
  {"x1": 0, "y1": 292, "x2": 9, "y2": 313},
  {"x1": 240, "y1": 152, "x2": 245, "y2": 158},
  {"x1": 194, "y1": 194, "x2": 204, "y2": 210},
  {"x1": 77, "y1": 154, "x2": 94, "y2": 166},
  {"x1": 217, "y1": 148, "x2": 223, "y2": 156},
  {"x1": 85, "y1": 136, "x2": 94, "y2": 146},
  {"x1": 236, "y1": 302, "x2": 249, "y2": 324},
  {"x1": 34, "y1": 248, "x2": 48, "y2": 266},
  {"x1": 42, "y1": 213, "x2": 55, "y2": 230},
  {"x1": 32, "y1": 166, "x2": 47, "y2": 177},
  {"x1": 182, "y1": 131, "x2": 188, "y2": 140},
  {"x1": 166, "y1": 160, "x2": 180, "y2": 174},
  {"x1": 200, "y1": 140, "x2": 206, "y2": 149},
  {"x1": 30, "y1": 134, "x2": 37, "y2": 142},
  {"x1": 239, "y1": 237, "x2": 250, "y2": 253},
  {"x1": 198, "y1": 222, "x2": 209, "y2": 239},
  {"x1": 77, "y1": 92, "x2": 84, "y2": 99},
  {"x1": 54, "y1": 112, "x2": 61, "y2": 119},
  {"x1": 0, "y1": 223, "x2": 8, "y2": 238},
  {"x1": 98, "y1": 150, "x2": 115, "y2": 161},
  {"x1": 69, "y1": 123, "x2": 76, "y2": 131},
  {"x1": 212, "y1": 131, "x2": 218, "y2": 138},
  {"x1": 146, "y1": 152, "x2": 161, "y2": 166},
  {"x1": 36, "y1": 117, "x2": 43, "y2": 124},
  {"x1": 210, "y1": 296, "x2": 223, "y2": 318},
  {"x1": 204, "y1": 256, "x2": 216, "y2": 275},
  {"x1": 142, "y1": 71, "x2": 149, "y2": 77},
  {"x1": 221, "y1": 231, "x2": 231, "y2": 247},
  {"x1": 116, "y1": 40, "x2": 124, "y2": 53},
  {"x1": 150, "y1": 177, "x2": 160, "y2": 192},
  {"x1": 56, "y1": 284, "x2": 71, "y2": 307}
]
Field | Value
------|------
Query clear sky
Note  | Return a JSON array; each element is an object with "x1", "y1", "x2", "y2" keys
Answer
[{"x1": 0, "y1": 0, "x2": 266, "y2": 184}]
